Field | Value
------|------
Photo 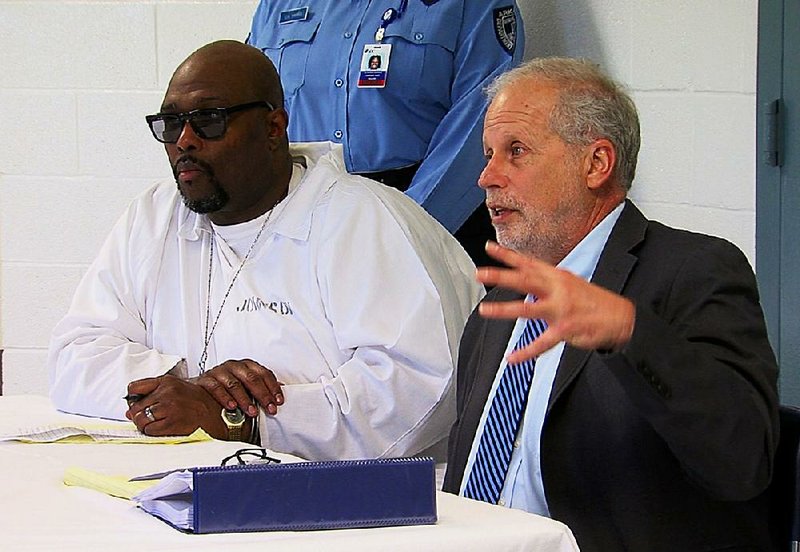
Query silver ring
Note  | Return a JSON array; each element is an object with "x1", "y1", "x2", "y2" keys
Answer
[{"x1": 144, "y1": 406, "x2": 155, "y2": 422}]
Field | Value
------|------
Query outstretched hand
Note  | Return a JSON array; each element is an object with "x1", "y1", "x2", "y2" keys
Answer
[{"x1": 478, "y1": 242, "x2": 635, "y2": 364}]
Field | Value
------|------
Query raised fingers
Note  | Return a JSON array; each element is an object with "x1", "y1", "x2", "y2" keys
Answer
[
  {"x1": 479, "y1": 297, "x2": 542, "y2": 320},
  {"x1": 483, "y1": 240, "x2": 529, "y2": 268},
  {"x1": 506, "y1": 328, "x2": 562, "y2": 364},
  {"x1": 477, "y1": 243, "x2": 552, "y2": 296}
]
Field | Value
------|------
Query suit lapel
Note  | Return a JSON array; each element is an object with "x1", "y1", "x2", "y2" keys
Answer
[
  {"x1": 463, "y1": 288, "x2": 521, "y2": 428},
  {"x1": 548, "y1": 200, "x2": 647, "y2": 409},
  {"x1": 447, "y1": 287, "x2": 520, "y2": 489}
]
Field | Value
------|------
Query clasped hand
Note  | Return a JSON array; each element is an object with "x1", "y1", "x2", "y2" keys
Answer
[
  {"x1": 479, "y1": 242, "x2": 635, "y2": 364},
  {"x1": 125, "y1": 359, "x2": 283, "y2": 438},
  {"x1": 195, "y1": 358, "x2": 284, "y2": 417}
]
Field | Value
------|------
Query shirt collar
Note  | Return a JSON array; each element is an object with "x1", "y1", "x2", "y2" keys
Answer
[
  {"x1": 176, "y1": 142, "x2": 344, "y2": 243},
  {"x1": 556, "y1": 202, "x2": 625, "y2": 280}
]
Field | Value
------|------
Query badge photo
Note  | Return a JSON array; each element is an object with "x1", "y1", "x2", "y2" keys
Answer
[{"x1": 357, "y1": 44, "x2": 392, "y2": 88}]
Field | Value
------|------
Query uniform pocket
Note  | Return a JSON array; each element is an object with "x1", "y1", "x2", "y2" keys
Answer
[
  {"x1": 382, "y1": 11, "x2": 458, "y2": 102},
  {"x1": 251, "y1": 20, "x2": 320, "y2": 99},
  {"x1": 383, "y1": 11, "x2": 458, "y2": 84}
]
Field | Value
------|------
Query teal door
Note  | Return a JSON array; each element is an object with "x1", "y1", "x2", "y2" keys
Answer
[{"x1": 757, "y1": 0, "x2": 800, "y2": 403}]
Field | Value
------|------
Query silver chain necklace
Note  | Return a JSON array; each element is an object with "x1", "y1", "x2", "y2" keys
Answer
[{"x1": 198, "y1": 210, "x2": 273, "y2": 373}]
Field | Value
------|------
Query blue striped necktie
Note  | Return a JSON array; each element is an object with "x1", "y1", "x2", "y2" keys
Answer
[{"x1": 462, "y1": 316, "x2": 548, "y2": 504}]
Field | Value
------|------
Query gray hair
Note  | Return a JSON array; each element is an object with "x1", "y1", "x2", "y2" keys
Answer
[{"x1": 486, "y1": 57, "x2": 640, "y2": 191}]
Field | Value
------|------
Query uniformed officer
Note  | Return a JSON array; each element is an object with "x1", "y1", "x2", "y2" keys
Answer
[{"x1": 247, "y1": 0, "x2": 525, "y2": 265}]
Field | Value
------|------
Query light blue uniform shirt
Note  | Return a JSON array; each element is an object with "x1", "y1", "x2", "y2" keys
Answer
[
  {"x1": 459, "y1": 203, "x2": 624, "y2": 515},
  {"x1": 247, "y1": 0, "x2": 525, "y2": 232}
]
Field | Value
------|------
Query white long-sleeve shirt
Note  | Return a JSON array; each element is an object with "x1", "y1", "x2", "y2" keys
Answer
[{"x1": 48, "y1": 142, "x2": 484, "y2": 461}]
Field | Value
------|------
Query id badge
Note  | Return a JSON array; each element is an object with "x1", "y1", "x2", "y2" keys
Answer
[{"x1": 357, "y1": 44, "x2": 392, "y2": 88}]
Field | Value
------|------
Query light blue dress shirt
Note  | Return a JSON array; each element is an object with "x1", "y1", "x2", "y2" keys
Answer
[
  {"x1": 247, "y1": 0, "x2": 525, "y2": 232},
  {"x1": 459, "y1": 203, "x2": 625, "y2": 515}
]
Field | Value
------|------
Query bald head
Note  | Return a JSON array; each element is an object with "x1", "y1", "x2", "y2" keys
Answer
[
  {"x1": 157, "y1": 40, "x2": 293, "y2": 226},
  {"x1": 170, "y1": 40, "x2": 284, "y2": 110}
]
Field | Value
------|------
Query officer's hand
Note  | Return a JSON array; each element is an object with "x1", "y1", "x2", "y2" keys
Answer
[{"x1": 196, "y1": 359, "x2": 284, "y2": 417}]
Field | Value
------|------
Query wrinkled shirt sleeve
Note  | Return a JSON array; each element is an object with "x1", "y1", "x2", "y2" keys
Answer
[
  {"x1": 258, "y1": 178, "x2": 483, "y2": 460},
  {"x1": 48, "y1": 188, "x2": 183, "y2": 420}
]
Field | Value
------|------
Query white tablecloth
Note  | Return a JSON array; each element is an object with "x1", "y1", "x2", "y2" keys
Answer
[{"x1": 0, "y1": 396, "x2": 579, "y2": 551}]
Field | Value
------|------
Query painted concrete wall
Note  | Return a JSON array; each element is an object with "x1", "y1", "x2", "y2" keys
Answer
[{"x1": 0, "y1": 0, "x2": 758, "y2": 395}]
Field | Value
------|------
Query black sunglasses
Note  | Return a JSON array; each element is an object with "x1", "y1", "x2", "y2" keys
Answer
[{"x1": 145, "y1": 100, "x2": 275, "y2": 144}]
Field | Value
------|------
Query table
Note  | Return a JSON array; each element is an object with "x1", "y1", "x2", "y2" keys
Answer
[{"x1": 0, "y1": 396, "x2": 579, "y2": 551}]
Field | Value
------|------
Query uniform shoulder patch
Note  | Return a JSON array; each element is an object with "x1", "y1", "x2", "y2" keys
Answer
[{"x1": 493, "y1": 6, "x2": 517, "y2": 55}]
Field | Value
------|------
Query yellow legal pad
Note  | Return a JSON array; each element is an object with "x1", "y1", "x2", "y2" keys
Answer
[
  {"x1": 13, "y1": 426, "x2": 212, "y2": 444},
  {"x1": 63, "y1": 466, "x2": 160, "y2": 500}
]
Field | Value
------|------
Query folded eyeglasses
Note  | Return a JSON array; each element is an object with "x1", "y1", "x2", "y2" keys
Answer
[{"x1": 221, "y1": 447, "x2": 282, "y2": 467}]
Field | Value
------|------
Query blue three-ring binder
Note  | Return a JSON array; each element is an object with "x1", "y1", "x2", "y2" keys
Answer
[{"x1": 138, "y1": 457, "x2": 438, "y2": 533}]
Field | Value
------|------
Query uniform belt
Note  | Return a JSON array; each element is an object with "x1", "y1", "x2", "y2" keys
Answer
[{"x1": 355, "y1": 162, "x2": 421, "y2": 192}]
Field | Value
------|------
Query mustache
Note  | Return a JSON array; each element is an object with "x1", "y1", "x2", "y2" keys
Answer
[
  {"x1": 172, "y1": 154, "x2": 214, "y2": 179},
  {"x1": 485, "y1": 192, "x2": 523, "y2": 211}
]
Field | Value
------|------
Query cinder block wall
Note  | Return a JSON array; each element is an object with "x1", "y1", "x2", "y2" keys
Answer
[
  {"x1": 0, "y1": 0, "x2": 758, "y2": 395},
  {"x1": 522, "y1": 0, "x2": 758, "y2": 255}
]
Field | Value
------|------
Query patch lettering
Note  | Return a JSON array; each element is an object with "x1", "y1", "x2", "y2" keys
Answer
[{"x1": 493, "y1": 6, "x2": 517, "y2": 55}]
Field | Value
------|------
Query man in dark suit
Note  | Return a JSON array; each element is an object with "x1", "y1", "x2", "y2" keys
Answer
[{"x1": 443, "y1": 57, "x2": 779, "y2": 551}]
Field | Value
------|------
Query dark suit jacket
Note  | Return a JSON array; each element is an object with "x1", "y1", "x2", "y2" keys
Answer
[{"x1": 444, "y1": 201, "x2": 779, "y2": 552}]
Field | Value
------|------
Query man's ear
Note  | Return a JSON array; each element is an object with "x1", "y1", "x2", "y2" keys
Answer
[
  {"x1": 266, "y1": 108, "x2": 289, "y2": 149},
  {"x1": 585, "y1": 138, "x2": 616, "y2": 190}
]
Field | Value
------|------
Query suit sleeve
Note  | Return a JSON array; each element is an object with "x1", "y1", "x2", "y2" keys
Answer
[
  {"x1": 443, "y1": 302, "x2": 487, "y2": 493},
  {"x1": 405, "y1": 2, "x2": 525, "y2": 231},
  {"x1": 604, "y1": 237, "x2": 779, "y2": 500}
]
